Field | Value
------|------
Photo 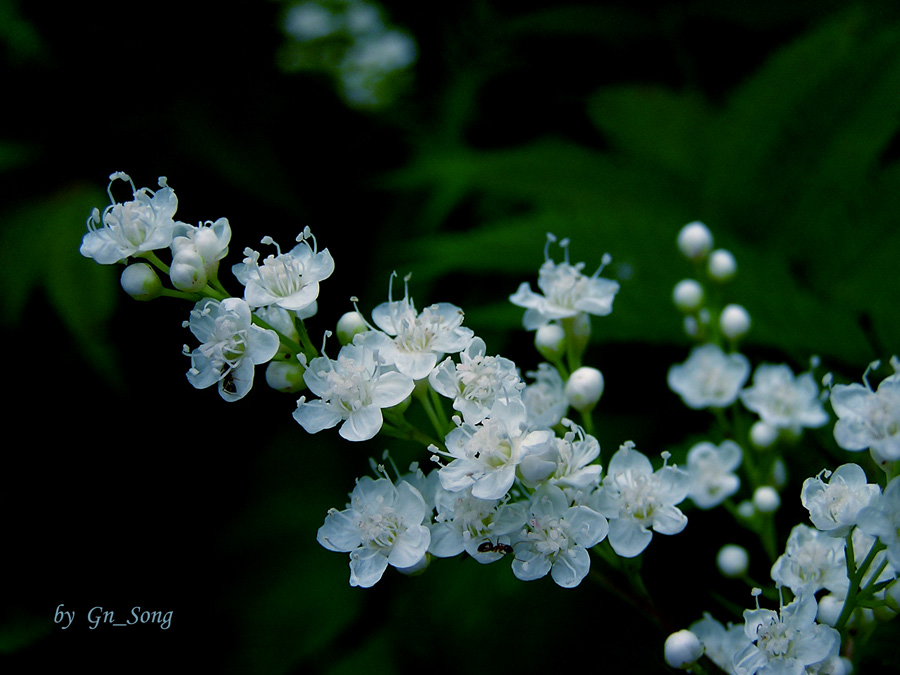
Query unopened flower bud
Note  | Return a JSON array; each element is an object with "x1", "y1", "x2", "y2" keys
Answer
[
  {"x1": 677, "y1": 221, "x2": 713, "y2": 261},
  {"x1": 664, "y1": 629, "x2": 702, "y2": 669},
  {"x1": 720, "y1": 304, "x2": 751, "y2": 340},
  {"x1": 672, "y1": 279, "x2": 704, "y2": 313},
  {"x1": 265, "y1": 360, "x2": 306, "y2": 393},
  {"x1": 170, "y1": 249, "x2": 208, "y2": 292},
  {"x1": 336, "y1": 311, "x2": 369, "y2": 345},
  {"x1": 565, "y1": 366, "x2": 604, "y2": 412},
  {"x1": 707, "y1": 249, "x2": 737, "y2": 282},
  {"x1": 750, "y1": 420, "x2": 778, "y2": 449},
  {"x1": 535, "y1": 323, "x2": 566, "y2": 362},
  {"x1": 752, "y1": 486, "x2": 780, "y2": 513},
  {"x1": 717, "y1": 544, "x2": 749, "y2": 578},
  {"x1": 120, "y1": 262, "x2": 162, "y2": 301},
  {"x1": 817, "y1": 594, "x2": 843, "y2": 627}
]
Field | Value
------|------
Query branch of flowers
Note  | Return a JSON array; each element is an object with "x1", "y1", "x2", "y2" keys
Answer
[{"x1": 137, "y1": 250, "x2": 229, "y2": 302}]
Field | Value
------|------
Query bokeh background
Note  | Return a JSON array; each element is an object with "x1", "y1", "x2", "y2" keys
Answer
[{"x1": 2, "y1": 0, "x2": 899, "y2": 672}]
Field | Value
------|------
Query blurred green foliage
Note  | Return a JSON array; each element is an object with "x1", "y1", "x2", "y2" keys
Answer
[{"x1": 2, "y1": 0, "x2": 899, "y2": 673}]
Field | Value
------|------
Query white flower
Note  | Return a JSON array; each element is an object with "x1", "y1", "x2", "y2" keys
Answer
[
  {"x1": 509, "y1": 233, "x2": 619, "y2": 330},
  {"x1": 317, "y1": 475, "x2": 431, "y2": 588},
  {"x1": 522, "y1": 363, "x2": 568, "y2": 428},
  {"x1": 593, "y1": 442, "x2": 691, "y2": 558},
  {"x1": 740, "y1": 363, "x2": 828, "y2": 433},
  {"x1": 830, "y1": 357, "x2": 900, "y2": 462},
  {"x1": 511, "y1": 484, "x2": 608, "y2": 588},
  {"x1": 542, "y1": 419, "x2": 603, "y2": 493},
  {"x1": 800, "y1": 463, "x2": 881, "y2": 537},
  {"x1": 565, "y1": 366, "x2": 605, "y2": 413},
  {"x1": 665, "y1": 629, "x2": 703, "y2": 669},
  {"x1": 690, "y1": 613, "x2": 752, "y2": 675},
  {"x1": 80, "y1": 172, "x2": 178, "y2": 265},
  {"x1": 770, "y1": 525, "x2": 849, "y2": 596},
  {"x1": 668, "y1": 343, "x2": 750, "y2": 410},
  {"x1": 183, "y1": 297, "x2": 280, "y2": 402},
  {"x1": 232, "y1": 228, "x2": 334, "y2": 313},
  {"x1": 293, "y1": 341, "x2": 415, "y2": 442},
  {"x1": 686, "y1": 440, "x2": 742, "y2": 509},
  {"x1": 169, "y1": 218, "x2": 232, "y2": 291},
  {"x1": 435, "y1": 397, "x2": 556, "y2": 501},
  {"x1": 734, "y1": 591, "x2": 840, "y2": 675},
  {"x1": 365, "y1": 278, "x2": 474, "y2": 380},
  {"x1": 429, "y1": 337, "x2": 524, "y2": 425},
  {"x1": 428, "y1": 485, "x2": 528, "y2": 563},
  {"x1": 857, "y1": 475, "x2": 900, "y2": 570}
]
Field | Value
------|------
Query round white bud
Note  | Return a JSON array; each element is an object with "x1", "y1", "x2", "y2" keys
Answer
[
  {"x1": 720, "y1": 303, "x2": 751, "y2": 340},
  {"x1": 169, "y1": 249, "x2": 207, "y2": 292},
  {"x1": 677, "y1": 221, "x2": 713, "y2": 261},
  {"x1": 707, "y1": 249, "x2": 737, "y2": 282},
  {"x1": 265, "y1": 360, "x2": 307, "y2": 393},
  {"x1": 672, "y1": 279, "x2": 704, "y2": 313},
  {"x1": 752, "y1": 486, "x2": 781, "y2": 513},
  {"x1": 750, "y1": 420, "x2": 779, "y2": 449},
  {"x1": 565, "y1": 367, "x2": 604, "y2": 412},
  {"x1": 664, "y1": 629, "x2": 702, "y2": 669},
  {"x1": 737, "y1": 500, "x2": 756, "y2": 520},
  {"x1": 336, "y1": 311, "x2": 369, "y2": 345},
  {"x1": 716, "y1": 544, "x2": 749, "y2": 578},
  {"x1": 817, "y1": 594, "x2": 844, "y2": 627},
  {"x1": 120, "y1": 262, "x2": 162, "y2": 301},
  {"x1": 535, "y1": 323, "x2": 566, "y2": 362}
]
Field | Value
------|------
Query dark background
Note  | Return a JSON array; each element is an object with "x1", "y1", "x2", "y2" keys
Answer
[{"x1": 2, "y1": 0, "x2": 899, "y2": 672}]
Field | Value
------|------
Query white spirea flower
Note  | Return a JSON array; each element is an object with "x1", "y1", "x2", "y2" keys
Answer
[
  {"x1": 509, "y1": 233, "x2": 619, "y2": 330},
  {"x1": 718, "y1": 544, "x2": 750, "y2": 578},
  {"x1": 801, "y1": 463, "x2": 881, "y2": 537},
  {"x1": 232, "y1": 228, "x2": 334, "y2": 313},
  {"x1": 686, "y1": 440, "x2": 742, "y2": 509},
  {"x1": 511, "y1": 484, "x2": 608, "y2": 588},
  {"x1": 293, "y1": 341, "x2": 415, "y2": 442},
  {"x1": 436, "y1": 397, "x2": 556, "y2": 500},
  {"x1": 366, "y1": 280, "x2": 474, "y2": 380},
  {"x1": 565, "y1": 366, "x2": 605, "y2": 412},
  {"x1": 770, "y1": 524, "x2": 849, "y2": 596},
  {"x1": 677, "y1": 221, "x2": 713, "y2": 260},
  {"x1": 317, "y1": 475, "x2": 431, "y2": 588},
  {"x1": 522, "y1": 363, "x2": 568, "y2": 428},
  {"x1": 664, "y1": 629, "x2": 703, "y2": 669},
  {"x1": 80, "y1": 173, "x2": 178, "y2": 264},
  {"x1": 183, "y1": 297, "x2": 280, "y2": 402},
  {"x1": 542, "y1": 419, "x2": 603, "y2": 493},
  {"x1": 668, "y1": 343, "x2": 750, "y2": 410},
  {"x1": 830, "y1": 358, "x2": 900, "y2": 462},
  {"x1": 740, "y1": 363, "x2": 829, "y2": 433},
  {"x1": 428, "y1": 485, "x2": 528, "y2": 563},
  {"x1": 734, "y1": 592, "x2": 840, "y2": 675},
  {"x1": 169, "y1": 218, "x2": 232, "y2": 291},
  {"x1": 690, "y1": 613, "x2": 752, "y2": 675},
  {"x1": 593, "y1": 442, "x2": 691, "y2": 557},
  {"x1": 429, "y1": 337, "x2": 524, "y2": 425},
  {"x1": 857, "y1": 475, "x2": 900, "y2": 570}
]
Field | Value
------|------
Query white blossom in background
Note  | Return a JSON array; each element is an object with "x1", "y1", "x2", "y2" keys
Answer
[
  {"x1": 509, "y1": 233, "x2": 619, "y2": 331},
  {"x1": 317, "y1": 475, "x2": 431, "y2": 588},
  {"x1": 770, "y1": 524, "x2": 848, "y2": 597},
  {"x1": 293, "y1": 340, "x2": 415, "y2": 441},
  {"x1": 364, "y1": 278, "x2": 474, "y2": 380},
  {"x1": 232, "y1": 228, "x2": 334, "y2": 314},
  {"x1": 690, "y1": 613, "x2": 752, "y2": 675},
  {"x1": 511, "y1": 484, "x2": 609, "y2": 588},
  {"x1": 429, "y1": 337, "x2": 524, "y2": 425},
  {"x1": 733, "y1": 591, "x2": 840, "y2": 675},
  {"x1": 668, "y1": 343, "x2": 750, "y2": 410},
  {"x1": 800, "y1": 463, "x2": 881, "y2": 537},
  {"x1": 593, "y1": 442, "x2": 691, "y2": 558},
  {"x1": 434, "y1": 397, "x2": 556, "y2": 501},
  {"x1": 830, "y1": 357, "x2": 900, "y2": 463},
  {"x1": 686, "y1": 440, "x2": 742, "y2": 509},
  {"x1": 428, "y1": 485, "x2": 528, "y2": 563},
  {"x1": 740, "y1": 363, "x2": 828, "y2": 434},
  {"x1": 857, "y1": 475, "x2": 900, "y2": 570},
  {"x1": 80, "y1": 172, "x2": 178, "y2": 264},
  {"x1": 183, "y1": 297, "x2": 281, "y2": 402},
  {"x1": 522, "y1": 363, "x2": 569, "y2": 428}
]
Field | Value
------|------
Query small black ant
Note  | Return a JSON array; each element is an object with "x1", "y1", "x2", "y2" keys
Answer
[{"x1": 477, "y1": 539, "x2": 514, "y2": 556}]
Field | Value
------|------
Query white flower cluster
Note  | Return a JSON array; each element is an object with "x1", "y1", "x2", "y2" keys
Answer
[{"x1": 82, "y1": 182, "x2": 900, "y2": 673}]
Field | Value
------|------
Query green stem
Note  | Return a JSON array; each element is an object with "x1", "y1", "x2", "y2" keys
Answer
[
  {"x1": 835, "y1": 536, "x2": 887, "y2": 634},
  {"x1": 414, "y1": 385, "x2": 450, "y2": 441},
  {"x1": 250, "y1": 313, "x2": 305, "y2": 360}
]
